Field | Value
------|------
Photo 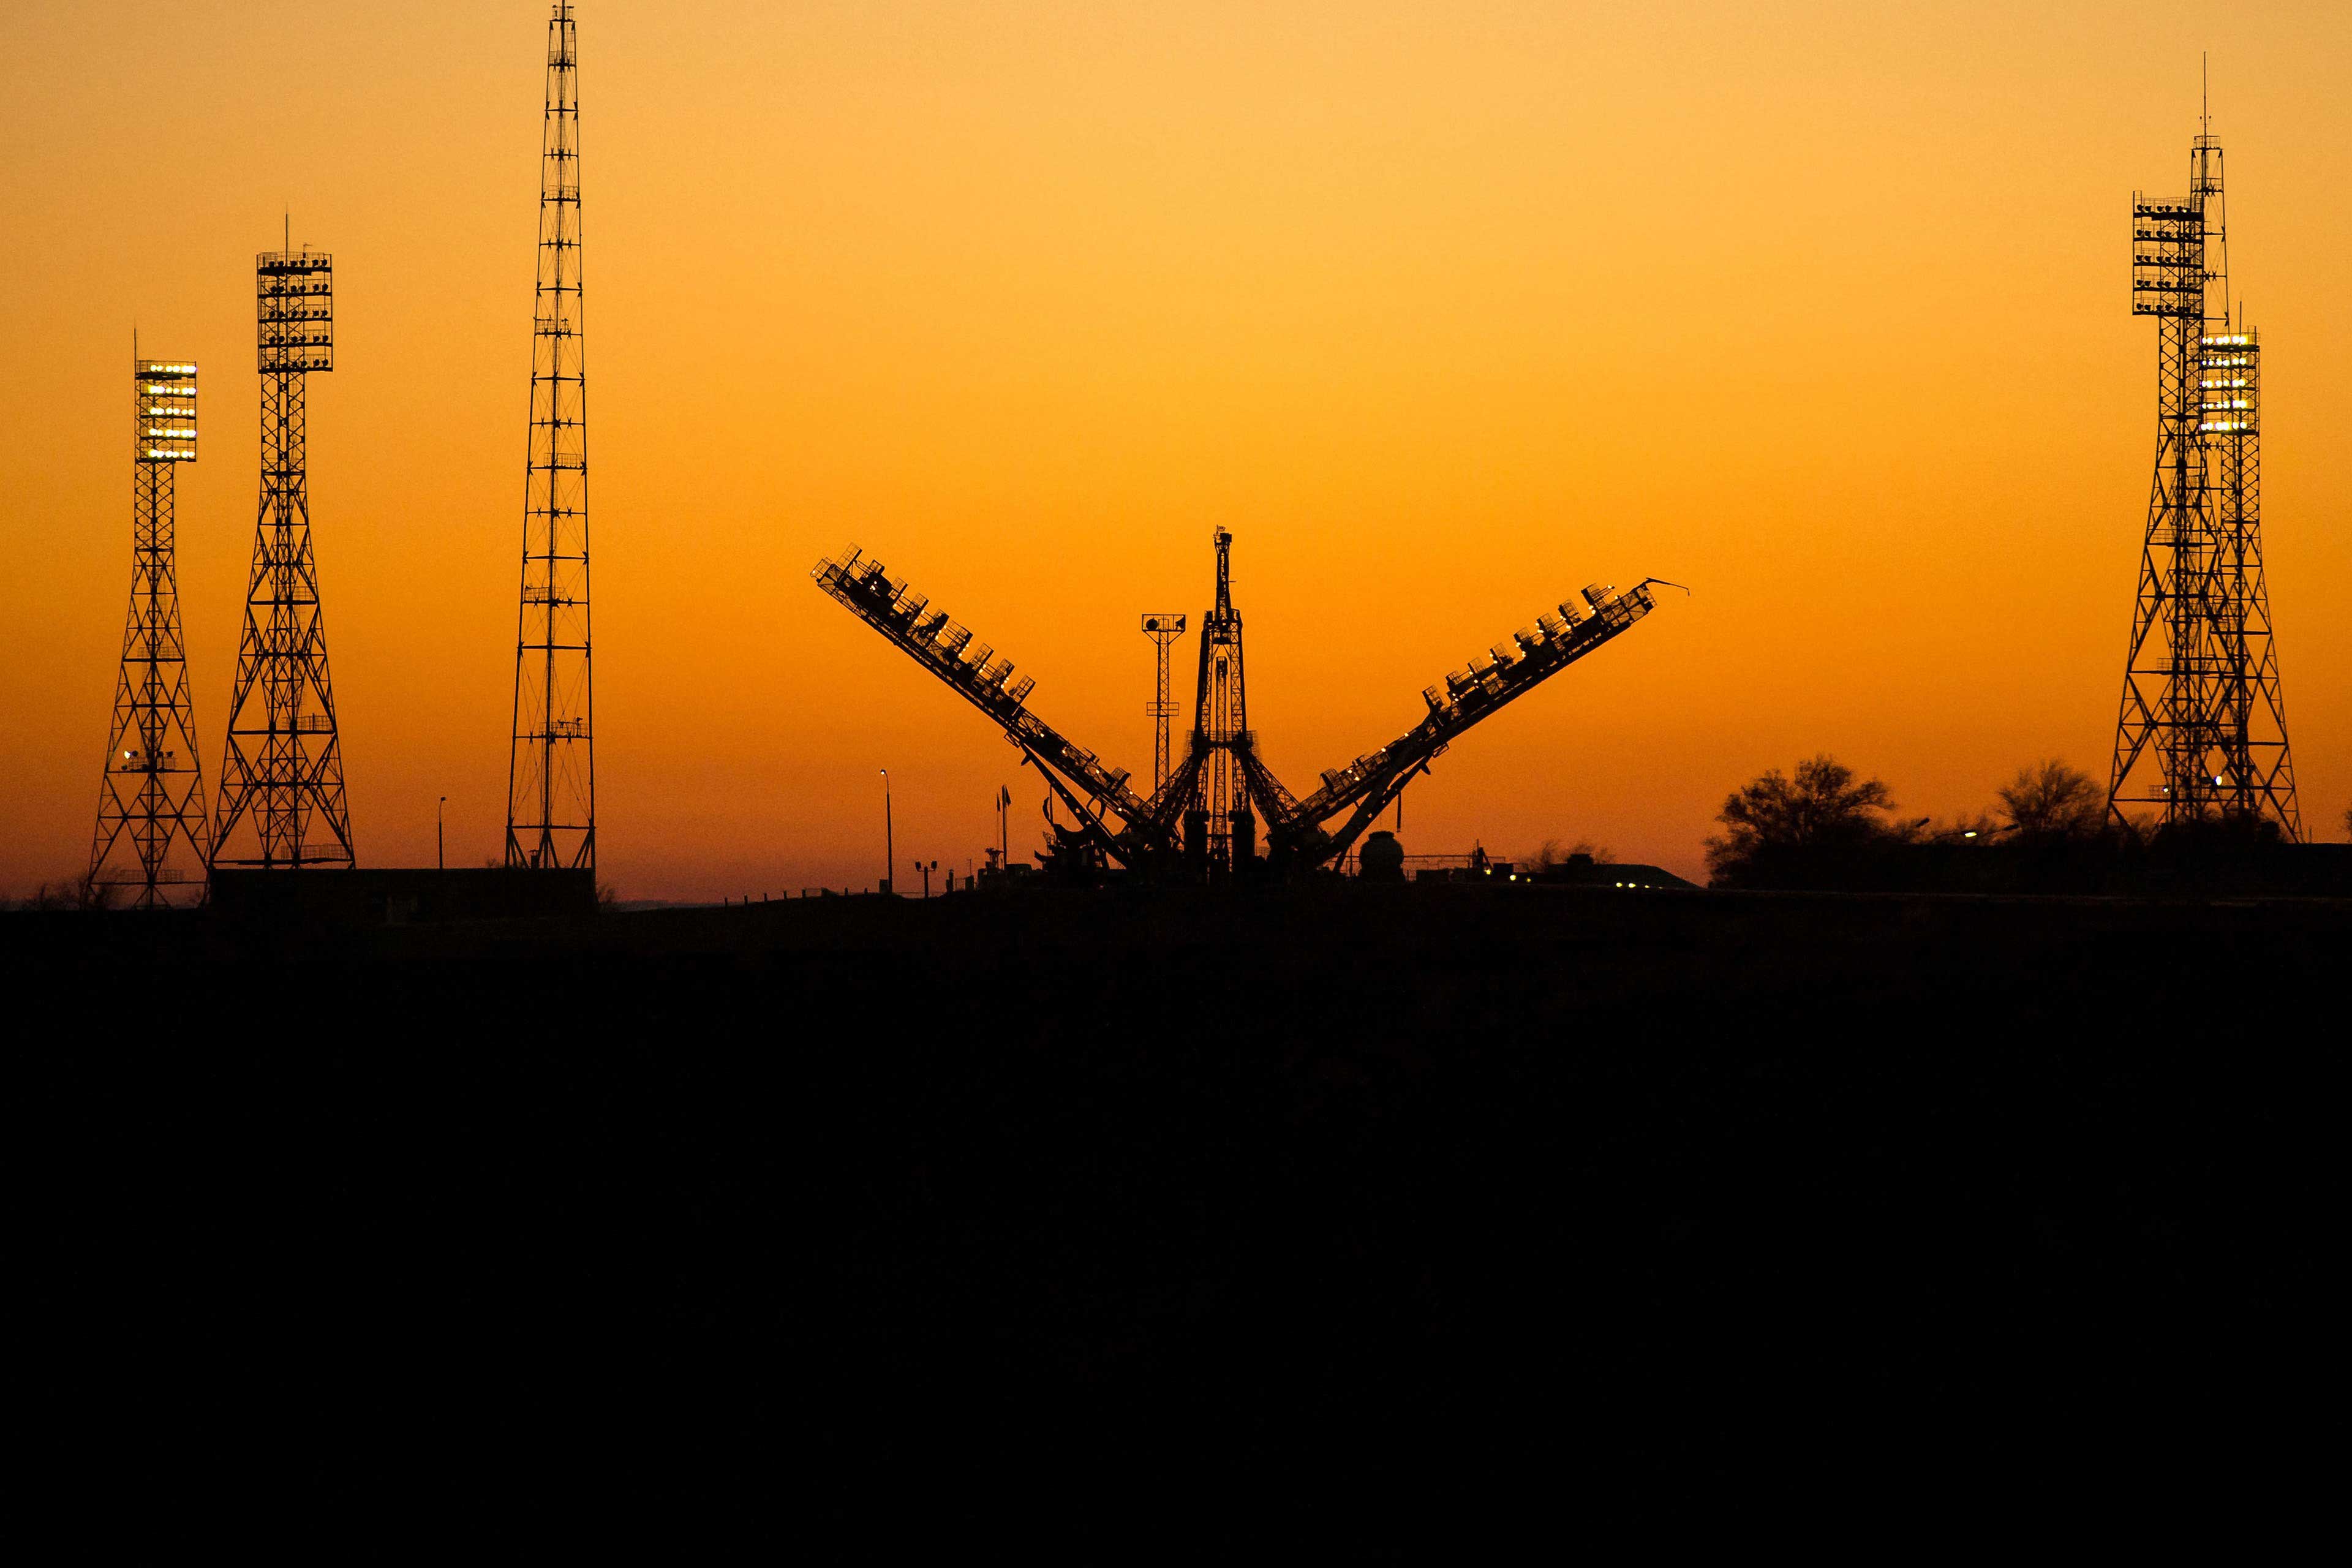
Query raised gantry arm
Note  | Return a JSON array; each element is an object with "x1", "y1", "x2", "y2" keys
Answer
[
  {"x1": 1265, "y1": 579, "x2": 1674, "y2": 869},
  {"x1": 814, "y1": 545, "x2": 1675, "y2": 876},
  {"x1": 812, "y1": 548, "x2": 1166, "y2": 864}
]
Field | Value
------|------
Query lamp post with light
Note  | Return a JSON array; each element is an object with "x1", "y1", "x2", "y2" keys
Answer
[
  {"x1": 880, "y1": 769, "x2": 893, "y2": 895},
  {"x1": 438, "y1": 796, "x2": 447, "y2": 870}
]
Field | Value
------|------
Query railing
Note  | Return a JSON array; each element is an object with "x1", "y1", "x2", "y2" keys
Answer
[
  {"x1": 813, "y1": 546, "x2": 1152, "y2": 827},
  {"x1": 1284, "y1": 579, "x2": 1660, "y2": 832},
  {"x1": 1340, "y1": 852, "x2": 1511, "y2": 878}
]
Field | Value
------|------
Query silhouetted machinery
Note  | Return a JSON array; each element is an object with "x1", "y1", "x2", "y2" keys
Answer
[{"x1": 812, "y1": 531, "x2": 1673, "y2": 880}]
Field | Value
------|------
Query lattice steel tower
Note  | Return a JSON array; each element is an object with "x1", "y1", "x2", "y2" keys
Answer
[
  {"x1": 1140, "y1": 612, "x2": 1186, "y2": 790},
  {"x1": 1187, "y1": 529, "x2": 1251, "y2": 876},
  {"x1": 89, "y1": 347, "x2": 210, "y2": 906},
  {"x1": 507, "y1": 0, "x2": 596, "y2": 870},
  {"x1": 2109, "y1": 91, "x2": 2300, "y2": 837},
  {"x1": 213, "y1": 236, "x2": 353, "y2": 869}
]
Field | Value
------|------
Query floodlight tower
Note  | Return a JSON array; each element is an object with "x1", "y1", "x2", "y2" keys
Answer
[
  {"x1": 2108, "y1": 91, "x2": 2300, "y2": 837},
  {"x1": 1140, "y1": 612, "x2": 1186, "y2": 790},
  {"x1": 212, "y1": 235, "x2": 353, "y2": 869},
  {"x1": 2200, "y1": 323, "x2": 2299, "y2": 833},
  {"x1": 89, "y1": 349, "x2": 210, "y2": 906},
  {"x1": 507, "y1": 0, "x2": 595, "y2": 870}
]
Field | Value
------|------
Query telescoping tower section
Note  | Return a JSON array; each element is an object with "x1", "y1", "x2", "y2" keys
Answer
[
  {"x1": 212, "y1": 239, "x2": 354, "y2": 869},
  {"x1": 813, "y1": 530, "x2": 1670, "y2": 881},
  {"x1": 89, "y1": 349, "x2": 211, "y2": 906},
  {"x1": 507, "y1": 0, "x2": 596, "y2": 871},
  {"x1": 2109, "y1": 107, "x2": 2299, "y2": 836}
]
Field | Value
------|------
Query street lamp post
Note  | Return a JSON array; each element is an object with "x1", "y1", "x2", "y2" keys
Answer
[
  {"x1": 438, "y1": 796, "x2": 447, "y2": 871},
  {"x1": 880, "y1": 769, "x2": 893, "y2": 895}
]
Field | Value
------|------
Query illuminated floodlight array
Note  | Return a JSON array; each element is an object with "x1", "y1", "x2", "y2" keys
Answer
[
  {"x1": 134, "y1": 359, "x2": 198, "y2": 462},
  {"x1": 89, "y1": 349, "x2": 212, "y2": 905}
]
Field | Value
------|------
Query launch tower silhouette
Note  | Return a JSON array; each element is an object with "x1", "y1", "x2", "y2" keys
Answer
[
  {"x1": 815, "y1": 530, "x2": 1669, "y2": 881},
  {"x1": 212, "y1": 234, "x2": 354, "y2": 869},
  {"x1": 89, "y1": 348, "x2": 210, "y2": 905},
  {"x1": 2109, "y1": 89, "x2": 2300, "y2": 836},
  {"x1": 507, "y1": 0, "x2": 596, "y2": 871},
  {"x1": 1194, "y1": 529, "x2": 1252, "y2": 876}
]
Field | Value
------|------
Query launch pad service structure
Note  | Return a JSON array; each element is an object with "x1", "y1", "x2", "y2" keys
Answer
[{"x1": 816, "y1": 529, "x2": 1673, "y2": 882}]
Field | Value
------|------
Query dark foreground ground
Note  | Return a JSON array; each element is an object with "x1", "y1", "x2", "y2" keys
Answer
[{"x1": 8, "y1": 885, "x2": 2337, "y2": 1518}]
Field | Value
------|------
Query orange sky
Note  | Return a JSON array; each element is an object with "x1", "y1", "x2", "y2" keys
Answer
[{"x1": 2, "y1": 1, "x2": 2346, "y2": 899}]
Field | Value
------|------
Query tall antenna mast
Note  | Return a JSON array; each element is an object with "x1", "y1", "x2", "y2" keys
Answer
[
  {"x1": 90, "y1": 346, "x2": 210, "y2": 905},
  {"x1": 507, "y1": 0, "x2": 595, "y2": 871},
  {"x1": 213, "y1": 230, "x2": 352, "y2": 869}
]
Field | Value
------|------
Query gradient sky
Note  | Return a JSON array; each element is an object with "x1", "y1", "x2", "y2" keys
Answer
[{"x1": 2, "y1": 1, "x2": 2346, "y2": 899}]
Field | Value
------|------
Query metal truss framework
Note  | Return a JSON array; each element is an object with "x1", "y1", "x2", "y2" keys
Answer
[
  {"x1": 507, "y1": 0, "x2": 596, "y2": 870},
  {"x1": 213, "y1": 244, "x2": 354, "y2": 869},
  {"x1": 90, "y1": 352, "x2": 211, "y2": 907},
  {"x1": 1196, "y1": 530, "x2": 1248, "y2": 871},
  {"x1": 813, "y1": 532, "x2": 1670, "y2": 881},
  {"x1": 1140, "y1": 612, "x2": 1186, "y2": 791},
  {"x1": 2110, "y1": 115, "x2": 2300, "y2": 837}
]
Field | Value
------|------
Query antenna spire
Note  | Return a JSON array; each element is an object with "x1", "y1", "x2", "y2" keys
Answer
[{"x1": 507, "y1": 0, "x2": 595, "y2": 872}]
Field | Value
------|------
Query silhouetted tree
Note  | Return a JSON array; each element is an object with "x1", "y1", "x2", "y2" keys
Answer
[
  {"x1": 1520, "y1": 837, "x2": 1614, "y2": 870},
  {"x1": 2343, "y1": 803, "x2": 2351, "y2": 843},
  {"x1": 1997, "y1": 760, "x2": 2105, "y2": 840},
  {"x1": 21, "y1": 876, "x2": 104, "y2": 911},
  {"x1": 1705, "y1": 755, "x2": 1898, "y2": 888}
]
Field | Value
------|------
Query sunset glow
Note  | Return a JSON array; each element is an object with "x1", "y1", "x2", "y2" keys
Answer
[{"x1": 4, "y1": 1, "x2": 2346, "y2": 899}]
